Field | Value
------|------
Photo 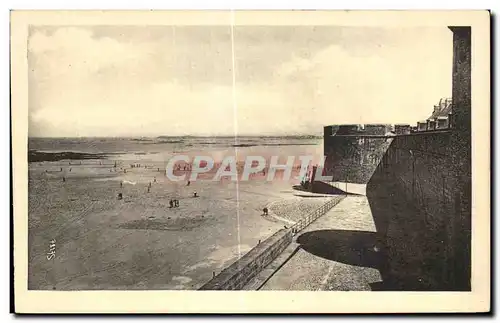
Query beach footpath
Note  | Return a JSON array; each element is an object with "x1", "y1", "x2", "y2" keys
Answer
[
  {"x1": 199, "y1": 194, "x2": 345, "y2": 290},
  {"x1": 246, "y1": 190, "x2": 384, "y2": 291}
]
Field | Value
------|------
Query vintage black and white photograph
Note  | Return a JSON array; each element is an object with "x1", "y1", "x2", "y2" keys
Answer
[{"x1": 12, "y1": 10, "x2": 490, "y2": 313}]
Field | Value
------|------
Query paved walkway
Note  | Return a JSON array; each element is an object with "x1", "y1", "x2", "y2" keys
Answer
[{"x1": 250, "y1": 194, "x2": 384, "y2": 291}]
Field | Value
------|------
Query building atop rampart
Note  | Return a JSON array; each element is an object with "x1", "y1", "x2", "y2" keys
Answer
[{"x1": 416, "y1": 97, "x2": 453, "y2": 132}]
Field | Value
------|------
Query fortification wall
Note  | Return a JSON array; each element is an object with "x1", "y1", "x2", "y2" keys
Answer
[
  {"x1": 366, "y1": 131, "x2": 469, "y2": 290},
  {"x1": 365, "y1": 27, "x2": 471, "y2": 291},
  {"x1": 322, "y1": 129, "x2": 469, "y2": 290},
  {"x1": 318, "y1": 28, "x2": 471, "y2": 291},
  {"x1": 323, "y1": 124, "x2": 393, "y2": 184}
]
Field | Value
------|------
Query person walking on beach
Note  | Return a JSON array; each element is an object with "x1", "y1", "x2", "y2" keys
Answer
[
  {"x1": 169, "y1": 199, "x2": 174, "y2": 208},
  {"x1": 120, "y1": 181, "x2": 123, "y2": 188},
  {"x1": 153, "y1": 177, "x2": 157, "y2": 183},
  {"x1": 175, "y1": 199, "x2": 179, "y2": 207},
  {"x1": 186, "y1": 180, "x2": 190, "y2": 186},
  {"x1": 263, "y1": 207, "x2": 269, "y2": 216},
  {"x1": 193, "y1": 191, "x2": 198, "y2": 198}
]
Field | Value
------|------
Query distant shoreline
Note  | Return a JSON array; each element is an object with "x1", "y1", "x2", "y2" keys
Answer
[
  {"x1": 29, "y1": 135, "x2": 324, "y2": 140},
  {"x1": 231, "y1": 143, "x2": 318, "y2": 148},
  {"x1": 28, "y1": 150, "x2": 108, "y2": 163}
]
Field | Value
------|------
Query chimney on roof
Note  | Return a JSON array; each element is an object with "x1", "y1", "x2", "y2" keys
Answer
[{"x1": 440, "y1": 99, "x2": 447, "y2": 110}]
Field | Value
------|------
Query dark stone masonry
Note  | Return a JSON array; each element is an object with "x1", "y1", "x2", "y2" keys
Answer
[{"x1": 321, "y1": 27, "x2": 471, "y2": 290}]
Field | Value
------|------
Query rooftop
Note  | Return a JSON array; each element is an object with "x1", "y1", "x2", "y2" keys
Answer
[{"x1": 428, "y1": 97, "x2": 452, "y2": 120}]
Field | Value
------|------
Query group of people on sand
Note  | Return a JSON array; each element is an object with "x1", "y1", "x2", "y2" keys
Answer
[
  {"x1": 168, "y1": 191, "x2": 198, "y2": 208},
  {"x1": 130, "y1": 163, "x2": 148, "y2": 169},
  {"x1": 174, "y1": 164, "x2": 192, "y2": 171},
  {"x1": 169, "y1": 199, "x2": 179, "y2": 208}
]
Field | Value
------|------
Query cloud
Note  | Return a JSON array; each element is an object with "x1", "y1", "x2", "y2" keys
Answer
[
  {"x1": 271, "y1": 27, "x2": 453, "y2": 125},
  {"x1": 28, "y1": 26, "x2": 453, "y2": 137},
  {"x1": 29, "y1": 27, "x2": 154, "y2": 77},
  {"x1": 30, "y1": 80, "x2": 292, "y2": 136}
]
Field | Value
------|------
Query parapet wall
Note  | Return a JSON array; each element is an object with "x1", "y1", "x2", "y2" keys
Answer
[{"x1": 198, "y1": 229, "x2": 293, "y2": 290}]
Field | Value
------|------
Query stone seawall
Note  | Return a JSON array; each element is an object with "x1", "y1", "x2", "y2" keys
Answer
[
  {"x1": 198, "y1": 229, "x2": 293, "y2": 290},
  {"x1": 199, "y1": 196, "x2": 345, "y2": 290}
]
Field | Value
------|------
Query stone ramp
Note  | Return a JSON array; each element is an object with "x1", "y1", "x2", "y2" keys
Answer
[
  {"x1": 329, "y1": 182, "x2": 367, "y2": 196},
  {"x1": 247, "y1": 194, "x2": 384, "y2": 291}
]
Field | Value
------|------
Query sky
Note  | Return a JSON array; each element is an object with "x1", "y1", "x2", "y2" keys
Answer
[{"x1": 28, "y1": 25, "x2": 453, "y2": 137}]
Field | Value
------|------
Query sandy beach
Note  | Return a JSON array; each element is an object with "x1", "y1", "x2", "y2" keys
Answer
[{"x1": 28, "y1": 137, "x2": 329, "y2": 290}]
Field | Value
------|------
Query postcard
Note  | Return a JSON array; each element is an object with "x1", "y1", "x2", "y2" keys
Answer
[{"x1": 11, "y1": 10, "x2": 490, "y2": 314}]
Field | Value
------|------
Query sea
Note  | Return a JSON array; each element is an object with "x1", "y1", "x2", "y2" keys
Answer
[{"x1": 28, "y1": 136, "x2": 325, "y2": 165}]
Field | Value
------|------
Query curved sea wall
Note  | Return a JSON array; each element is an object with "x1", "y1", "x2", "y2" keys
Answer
[{"x1": 323, "y1": 124, "x2": 394, "y2": 184}]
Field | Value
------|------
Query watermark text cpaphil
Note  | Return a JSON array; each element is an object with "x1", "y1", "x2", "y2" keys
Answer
[{"x1": 164, "y1": 155, "x2": 334, "y2": 182}]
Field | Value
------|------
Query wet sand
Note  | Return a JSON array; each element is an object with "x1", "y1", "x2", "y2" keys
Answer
[{"x1": 28, "y1": 159, "x2": 330, "y2": 290}]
